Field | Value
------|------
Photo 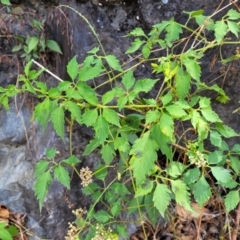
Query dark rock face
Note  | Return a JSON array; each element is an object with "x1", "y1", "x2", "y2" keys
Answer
[{"x1": 0, "y1": 0, "x2": 239, "y2": 239}]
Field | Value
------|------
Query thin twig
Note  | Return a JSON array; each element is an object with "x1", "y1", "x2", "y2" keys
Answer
[{"x1": 32, "y1": 59, "x2": 64, "y2": 82}]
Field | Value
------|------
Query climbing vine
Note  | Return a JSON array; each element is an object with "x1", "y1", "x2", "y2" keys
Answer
[{"x1": 0, "y1": 3, "x2": 240, "y2": 239}]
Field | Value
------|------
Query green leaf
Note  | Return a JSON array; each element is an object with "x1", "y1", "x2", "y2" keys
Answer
[
  {"x1": 33, "y1": 99, "x2": 53, "y2": 130},
  {"x1": 113, "y1": 137, "x2": 130, "y2": 154},
  {"x1": 103, "y1": 108, "x2": 120, "y2": 126},
  {"x1": 201, "y1": 109, "x2": 222, "y2": 123},
  {"x1": 229, "y1": 156, "x2": 240, "y2": 174},
  {"x1": 166, "y1": 161, "x2": 186, "y2": 178},
  {"x1": 224, "y1": 190, "x2": 240, "y2": 212},
  {"x1": 94, "y1": 210, "x2": 110, "y2": 223},
  {"x1": 183, "y1": 168, "x2": 200, "y2": 185},
  {"x1": 135, "y1": 179, "x2": 154, "y2": 198},
  {"x1": 227, "y1": 20, "x2": 240, "y2": 38},
  {"x1": 130, "y1": 131, "x2": 158, "y2": 185},
  {"x1": 28, "y1": 36, "x2": 39, "y2": 53},
  {"x1": 133, "y1": 78, "x2": 157, "y2": 93},
  {"x1": 161, "y1": 92, "x2": 172, "y2": 105},
  {"x1": 226, "y1": 9, "x2": 240, "y2": 20},
  {"x1": 175, "y1": 67, "x2": 191, "y2": 99},
  {"x1": 208, "y1": 151, "x2": 223, "y2": 164},
  {"x1": 1, "y1": 0, "x2": 11, "y2": 5},
  {"x1": 83, "y1": 138, "x2": 101, "y2": 156},
  {"x1": 94, "y1": 115, "x2": 109, "y2": 144},
  {"x1": 87, "y1": 46, "x2": 99, "y2": 54},
  {"x1": 34, "y1": 160, "x2": 49, "y2": 177},
  {"x1": 165, "y1": 104, "x2": 187, "y2": 119},
  {"x1": 12, "y1": 45, "x2": 22, "y2": 52},
  {"x1": 34, "y1": 171, "x2": 52, "y2": 211},
  {"x1": 0, "y1": 227, "x2": 13, "y2": 240},
  {"x1": 183, "y1": 9, "x2": 204, "y2": 18},
  {"x1": 181, "y1": 56, "x2": 201, "y2": 81},
  {"x1": 211, "y1": 166, "x2": 232, "y2": 183},
  {"x1": 192, "y1": 176, "x2": 211, "y2": 206},
  {"x1": 54, "y1": 165, "x2": 70, "y2": 189},
  {"x1": 111, "y1": 182, "x2": 130, "y2": 195},
  {"x1": 159, "y1": 112, "x2": 174, "y2": 139},
  {"x1": 216, "y1": 123, "x2": 239, "y2": 138},
  {"x1": 64, "y1": 101, "x2": 81, "y2": 124},
  {"x1": 57, "y1": 81, "x2": 72, "y2": 92},
  {"x1": 46, "y1": 40, "x2": 62, "y2": 54},
  {"x1": 35, "y1": 81, "x2": 47, "y2": 94},
  {"x1": 171, "y1": 179, "x2": 192, "y2": 211},
  {"x1": 232, "y1": 144, "x2": 240, "y2": 154},
  {"x1": 77, "y1": 82, "x2": 98, "y2": 105},
  {"x1": 67, "y1": 56, "x2": 79, "y2": 81},
  {"x1": 102, "y1": 88, "x2": 122, "y2": 105},
  {"x1": 94, "y1": 164, "x2": 108, "y2": 181},
  {"x1": 117, "y1": 96, "x2": 128, "y2": 110},
  {"x1": 105, "y1": 55, "x2": 123, "y2": 72},
  {"x1": 127, "y1": 27, "x2": 147, "y2": 37},
  {"x1": 7, "y1": 225, "x2": 18, "y2": 237},
  {"x1": 117, "y1": 225, "x2": 128, "y2": 237},
  {"x1": 151, "y1": 122, "x2": 173, "y2": 160},
  {"x1": 50, "y1": 107, "x2": 65, "y2": 140},
  {"x1": 214, "y1": 20, "x2": 228, "y2": 44},
  {"x1": 63, "y1": 155, "x2": 81, "y2": 164},
  {"x1": 111, "y1": 200, "x2": 121, "y2": 217},
  {"x1": 142, "y1": 44, "x2": 151, "y2": 59},
  {"x1": 122, "y1": 70, "x2": 135, "y2": 90},
  {"x1": 100, "y1": 144, "x2": 115, "y2": 165},
  {"x1": 78, "y1": 60, "x2": 103, "y2": 82},
  {"x1": 125, "y1": 38, "x2": 145, "y2": 54},
  {"x1": 46, "y1": 148, "x2": 57, "y2": 158},
  {"x1": 81, "y1": 109, "x2": 98, "y2": 127},
  {"x1": 210, "y1": 130, "x2": 222, "y2": 147},
  {"x1": 153, "y1": 184, "x2": 171, "y2": 217},
  {"x1": 145, "y1": 110, "x2": 160, "y2": 124},
  {"x1": 165, "y1": 19, "x2": 182, "y2": 44}
]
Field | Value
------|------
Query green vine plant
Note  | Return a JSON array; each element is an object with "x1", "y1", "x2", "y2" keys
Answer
[
  {"x1": 12, "y1": 19, "x2": 62, "y2": 62},
  {"x1": 0, "y1": 3, "x2": 240, "y2": 240}
]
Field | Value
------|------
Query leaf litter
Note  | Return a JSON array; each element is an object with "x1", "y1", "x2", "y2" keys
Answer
[{"x1": 130, "y1": 197, "x2": 240, "y2": 240}]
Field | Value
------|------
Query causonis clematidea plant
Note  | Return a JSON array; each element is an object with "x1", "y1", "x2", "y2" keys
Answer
[{"x1": 0, "y1": 4, "x2": 240, "y2": 239}]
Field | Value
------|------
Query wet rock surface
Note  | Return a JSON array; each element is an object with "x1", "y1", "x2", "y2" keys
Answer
[{"x1": 0, "y1": 0, "x2": 239, "y2": 239}]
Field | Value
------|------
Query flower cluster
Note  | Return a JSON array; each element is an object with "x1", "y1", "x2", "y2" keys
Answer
[
  {"x1": 92, "y1": 224, "x2": 118, "y2": 240},
  {"x1": 80, "y1": 167, "x2": 93, "y2": 187},
  {"x1": 189, "y1": 151, "x2": 207, "y2": 167},
  {"x1": 72, "y1": 208, "x2": 87, "y2": 219},
  {"x1": 65, "y1": 222, "x2": 78, "y2": 240}
]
